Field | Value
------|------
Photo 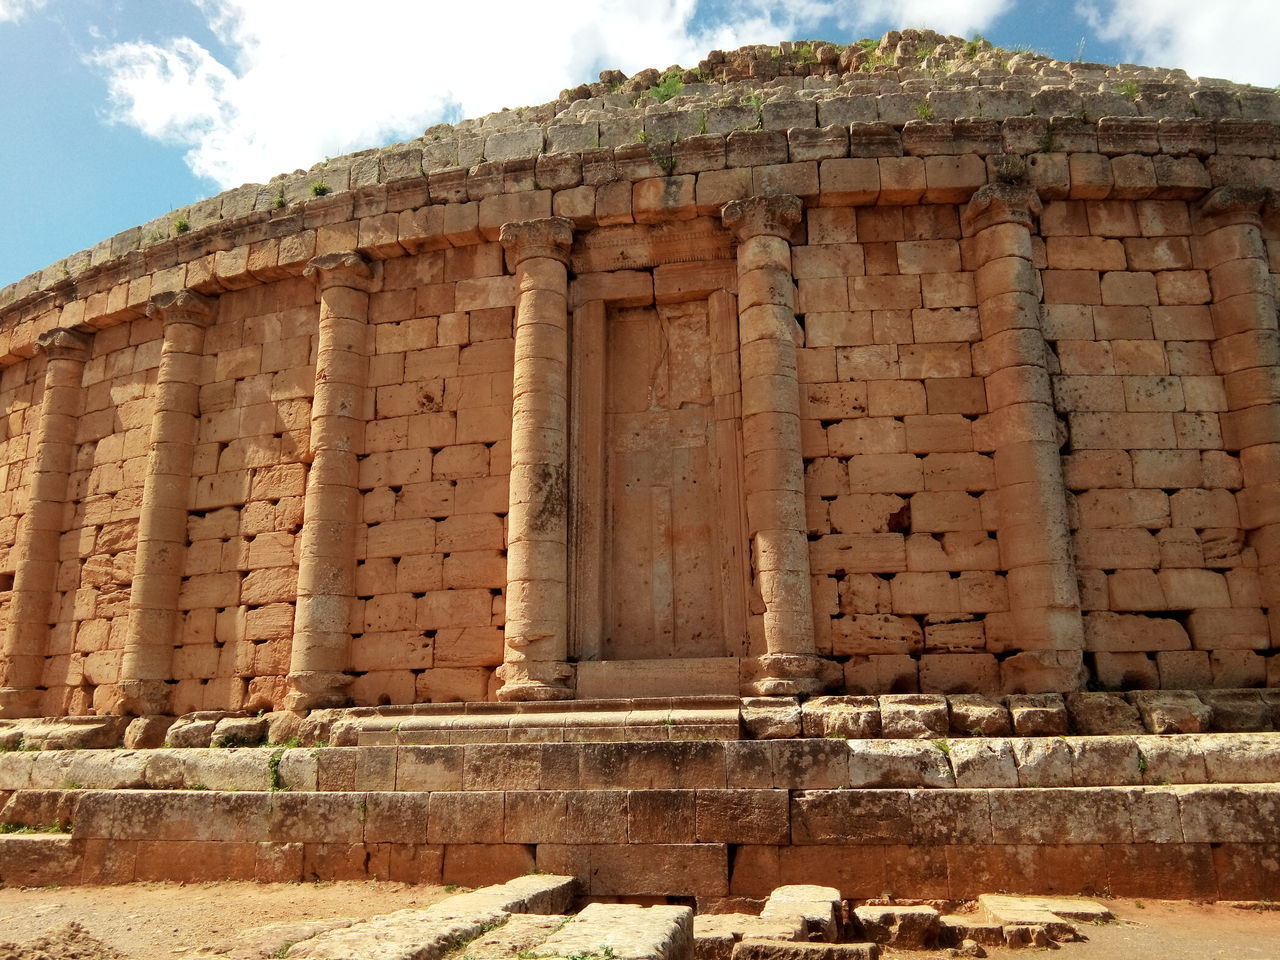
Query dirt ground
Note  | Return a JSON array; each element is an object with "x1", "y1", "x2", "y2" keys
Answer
[
  {"x1": 0, "y1": 884, "x2": 1277, "y2": 960},
  {"x1": 0, "y1": 881, "x2": 447, "y2": 959}
]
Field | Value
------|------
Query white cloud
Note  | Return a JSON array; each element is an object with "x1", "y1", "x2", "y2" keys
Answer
[
  {"x1": 0, "y1": 0, "x2": 48, "y2": 22},
  {"x1": 844, "y1": 0, "x2": 1014, "y2": 37},
  {"x1": 1080, "y1": 0, "x2": 1280, "y2": 86},
  {"x1": 88, "y1": 0, "x2": 1015, "y2": 190}
]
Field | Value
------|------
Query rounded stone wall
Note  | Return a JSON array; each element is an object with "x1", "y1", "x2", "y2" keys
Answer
[{"x1": 0, "y1": 31, "x2": 1277, "y2": 718}]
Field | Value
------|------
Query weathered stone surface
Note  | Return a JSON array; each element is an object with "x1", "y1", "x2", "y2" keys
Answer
[
  {"x1": 879, "y1": 695, "x2": 948, "y2": 739},
  {"x1": 731, "y1": 942, "x2": 878, "y2": 960},
  {"x1": 801, "y1": 697, "x2": 880, "y2": 739},
  {"x1": 949, "y1": 738, "x2": 1017, "y2": 788},
  {"x1": 287, "y1": 876, "x2": 578, "y2": 959},
  {"x1": 694, "y1": 915, "x2": 803, "y2": 960},
  {"x1": 1128, "y1": 691, "x2": 1212, "y2": 734},
  {"x1": 947, "y1": 695, "x2": 1011, "y2": 737},
  {"x1": 534, "y1": 903, "x2": 693, "y2": 960},
  {"x1": 743, "y1": 698, "x2": 802, "y2": 740},
  {"x1": 975, "y1": 895, "x2": 1085, "y2": 942},
  {"x1": 759, "y1": 886, "x2": 843, "y2": 943},
  {"x1": 847, "y1": 740, "x2": 955, "y2": 788},
  {"x1": 852, "y1": 905, "x2": 940, "y2": 949},
  {"x1": 1005, "y1": 695, "x2": 1069, "y2": 736},
  {"x1": 1065, "y1": 693, "x2": 1144, "y2": 736}
]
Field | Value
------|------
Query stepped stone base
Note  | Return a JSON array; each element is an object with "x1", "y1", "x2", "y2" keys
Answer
[{"x1": 1, "y1": 731, "x2": 1279, "y2": 899}]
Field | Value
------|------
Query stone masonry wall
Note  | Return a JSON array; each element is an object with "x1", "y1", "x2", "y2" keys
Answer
[{"x1": 0, "y1": 35, "x2": 1277, "y2": 716}]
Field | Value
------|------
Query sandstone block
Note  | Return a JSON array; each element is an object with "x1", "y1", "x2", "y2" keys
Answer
[
  {"x1": 852, "y1": 905, "x2": 940, "y2": 949},
  {"x1": 1005, "y1": 694, "x2": 1068, "y2": 736},
  {"x1": 1066, "y1": 692, "x2": 1145, "y2": 735},
  {"x1": 878, "y1": 694, "x2": 948, "y2": 738},
  {"x1": 847, "y1": 740, "x2": 954, "y2": 789}
]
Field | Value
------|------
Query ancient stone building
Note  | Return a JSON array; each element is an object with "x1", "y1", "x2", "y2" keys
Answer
[
  {"x1": 0, "y1": 31, "x2": 1278, "y2": 904},
  {"x1": 2, "y1": 34, "x2": 1277, "y2": 717}
]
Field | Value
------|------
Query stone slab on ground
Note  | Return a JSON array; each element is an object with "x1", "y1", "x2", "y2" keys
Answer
[
  {"x1": 531, "y1": 903, "x2": 694, "y2": 960},
  {"x1": 457, "y1": 914, "x2": 570, "y2": 959},
  {"x1": 759, "y1": 885, "x2": 842, "y2": 942},
  {"x1": 286, "y1": 876, "x2": 578, "y2": 960},
  {"x1": 850, "y1": 905, "x2": 941, "y2": 948},
  {"x1": 427, "y1": 875, "x2": 579, "y2": 917},
  {"x1": 976, "y1": 894, "x2": 1099, "y2": 942},
  {"x1": 693, "y1": 914, "x2": 804, "y2": 960},
  {"x1": 729, "y1": 940, "x2": 879, "y2": 960},
  {"x1": 938, "y1": 915, "x2": 1005, "y2": 946},
  {"x1": 286, "y1": 913, "x2": 502, "y2": 960}
]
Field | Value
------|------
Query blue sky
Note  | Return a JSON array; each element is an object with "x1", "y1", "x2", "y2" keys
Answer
[{"x1": 2, "y1": 0, "x2": 1278, "y2": 287}]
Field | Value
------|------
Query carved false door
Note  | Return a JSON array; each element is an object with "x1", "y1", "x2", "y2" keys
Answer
[{"x1": 570, "y1": 293, "x2": 750, "y2": 665}]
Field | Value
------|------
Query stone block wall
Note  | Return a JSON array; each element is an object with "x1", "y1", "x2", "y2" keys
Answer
[{"x1": 0, "y1": 42, "x2": 1277, "y2": 716}]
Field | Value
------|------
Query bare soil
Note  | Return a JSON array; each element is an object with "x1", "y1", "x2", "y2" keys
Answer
[
  {"x1": 0, "y1": 882, "x2": 447, "y2": 959},
  {"x1": 0, "y1": 885, "x2": 1277, "y2": 960}
]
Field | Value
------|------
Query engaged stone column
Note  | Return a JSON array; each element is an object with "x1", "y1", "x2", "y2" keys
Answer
[
  {"x1": 963, "y1": 181, "x2": 1085, "y2": 693},
  {"x1": 495, "y1": 217, "x2": 575, "y2": 702},
  {"x1": 118, "y1": 290, "x2": 216, "y2": 716},
  {"x1": 1193, "y1": 186, "x2": 1280, "y2": 653},
  {"x1": 286, "y1": 251, "x2": 376, "y2": 710},
  {"x1": 722, "y1": 195, "x2": 824, "y2": 696},
  {"x1": 0, "y1": 328, "x2": 91, "y2": 718}
]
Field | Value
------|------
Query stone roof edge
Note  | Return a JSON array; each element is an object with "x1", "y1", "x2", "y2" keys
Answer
[{"x1": 3, "y1": 111, "x2": 1279, "y2": 357}]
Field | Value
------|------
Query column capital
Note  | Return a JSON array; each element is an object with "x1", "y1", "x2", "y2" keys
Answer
[
  {"x1": 721, "y1": 195, "x2": 802, "y2": 242},
  {"x1": 500, "y1": 218, "x2": 573, "y2": 268},
  {"x1": 961, "y1": 182, "x2": 1042, "y2": 236},
  {"x1": 35, "y1": 327, "x2": 91, "y2": 361},
  {"x1": 147, "y1": 289, "x2": 216, "y2": 328},
  {"x1": 304, "y1": 251, "x2": 376, "y2": 292},
  {"x1": 1195, "y1": 184, "x2": 1273, "y2": 230}
]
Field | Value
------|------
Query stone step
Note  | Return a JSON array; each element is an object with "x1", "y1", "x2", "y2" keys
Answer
[
  {"x1": 4, "y1": 690, "x2": 1276, "y2": 752},
  {"x1": 7, "y1": 782, "x2": 1264, "y2": 849},
  {"x1": 4, "y1": 733, "x2": 1279, "y2": 795},
  {"x1": 0, "y1": 833, "x2": 80, "y2": 887},
  {"x1": 1, "y1": 782, "x2": 1276, "y2": 897}
]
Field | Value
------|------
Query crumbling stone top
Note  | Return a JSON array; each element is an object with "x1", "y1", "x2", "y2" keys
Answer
[{"x1": 3, "y1": 28, "x2": 1278, "y2": 314}]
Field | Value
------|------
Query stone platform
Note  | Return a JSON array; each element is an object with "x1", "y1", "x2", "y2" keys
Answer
[{"x1": 2, "y1": 696, "x2": 1278, "y2": 901}]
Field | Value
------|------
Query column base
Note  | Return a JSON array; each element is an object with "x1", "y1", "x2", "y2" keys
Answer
[
  {"x1": 111, "y1": 679, "x2": 172, "y2": 717},
  {"x1": 743, "y1": 654, "x2": 833, "y2": 697},
  {"x1": 284, "y1": 671, "x2": 353, "y2": 712},
  {"x1": 0, "y1": 686, "x2": 43, "y2": 719},
  {"x1": 495, "y1": 661, "x2": 575, "y2": 701}
]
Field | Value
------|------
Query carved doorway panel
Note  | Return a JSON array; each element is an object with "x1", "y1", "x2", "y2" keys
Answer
[{"x1": 570, "y1": 293, "x2": 750, "y2": 664}]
